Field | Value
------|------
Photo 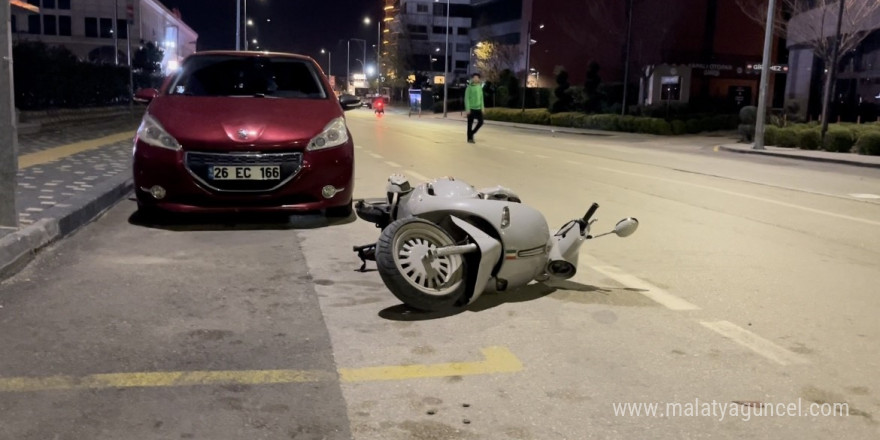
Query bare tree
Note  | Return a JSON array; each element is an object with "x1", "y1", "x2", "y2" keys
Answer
[
  {"x1": 473, "y1": 41, "x2": 520, "y2": 84},
  {"x1": 737, "y1": 0, "x2": 880, "y2": 135}
]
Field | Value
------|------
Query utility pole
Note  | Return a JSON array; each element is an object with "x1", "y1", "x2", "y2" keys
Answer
[
  {"x1": 442, "y1": 0, "x2": 449, "y2": 118},
  {"x1": 114, "y1": 0, "x2": 119, "y2": 65},
  {"x1": 127, "y1": 0, "x2": 134, "y2": 109},
  {"x1": 820, "y1": 0, "x2": 845, "y2": 146},
  {"x1": 753, "y1": 0, "x2": 776, "y2": 150},
  {"x1": 347, "y1": 40, "x2": 350, "y2": 94},
  {"x1": 1, "y1": 2, "x2": 18, "y2": 228},
  {"x1": 621, "y1": 0, "x2": 634, "y2": 115},
  {"x1": 521, "y1": 21, "x2": 532, "y2": 112}
]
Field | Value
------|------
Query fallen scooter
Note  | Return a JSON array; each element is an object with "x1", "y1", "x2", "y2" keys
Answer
[{"x1": 353, "y1": 174, "x2": 638, "y2": 312}]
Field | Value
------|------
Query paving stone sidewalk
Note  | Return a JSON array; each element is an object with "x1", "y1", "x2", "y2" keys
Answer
[{"x1": 15, "y1": 113, "x2": 142, "y2": 227}]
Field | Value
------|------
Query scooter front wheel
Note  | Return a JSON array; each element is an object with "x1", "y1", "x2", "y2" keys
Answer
[{"x1": 376, "y1": 218, "x2": 468, "y2": 311}]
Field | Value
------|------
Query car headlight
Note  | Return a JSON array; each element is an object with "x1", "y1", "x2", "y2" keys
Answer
[
  {"x1": 307, "y1": 117, "x2": 349, "y2": 151},
  {"x1": 137, "y1": 114, "x2": 181, "y2": 151}
]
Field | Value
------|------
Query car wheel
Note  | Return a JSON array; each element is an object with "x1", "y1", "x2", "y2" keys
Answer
[{"x1": 376, "y1": 218, "x2": 468, "y2": 312}]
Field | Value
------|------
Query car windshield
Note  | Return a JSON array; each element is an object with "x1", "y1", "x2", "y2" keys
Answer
[{"x1": 168, "y1": 55, "x2": 327, "y2": 99}]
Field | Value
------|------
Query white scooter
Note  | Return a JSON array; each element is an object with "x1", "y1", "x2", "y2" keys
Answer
[{"x1": 353, "y1": 174, "x2": 638, "y2": 312}]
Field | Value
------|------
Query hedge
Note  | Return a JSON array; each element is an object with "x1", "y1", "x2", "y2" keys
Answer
[
  {"x1": 484, "y1": 108, "x2": 673, "y2": 136},
  {"x1": 823, "y1": 128, "x2": 855, "y2": 153},
  {"x1": 797, "y1": 128, "x2": 821, "y2": 151},
  {"x1": 855, "y1": 132, "x2": 880, "y2": 156}
]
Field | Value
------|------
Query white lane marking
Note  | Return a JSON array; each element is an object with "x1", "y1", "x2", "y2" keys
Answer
[
  {"x1": 535, "y1": 154, "x2": 550, "y2": 159},
  {"x1": 369, "y1": 153, "x2": 383, "y2": 159},
  {"x1": 597, "y1": 167, "x2": 880, "y2": 227},
  {"x1": 407, "y1": 170, "x2": 431, "y2": 183},
  {"x1": 511, "y1": 150, "x2": 526, "y2": 154},
  {"x1": 385, "y1": 161, "x2": 402, "y2": 168},
  {"x1": 566, "y1": 160, "x2": 582, "y2": 166},
  {"x1": 849, "y1": 193, "x2": 880, "y2": 199},
  {"x1": 700, "y1": 321, "x2": 809, "y2": 366},
  {"x1": 578, "y1": 256, "x2": 700, "y2": 311},
  {"x1": 354, "y1": 145, "x2": 363, "y2": 150}
]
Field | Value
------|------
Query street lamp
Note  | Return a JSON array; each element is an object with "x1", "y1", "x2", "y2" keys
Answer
[
  {"x1": 521, "y1": 23, "x2": 543, "y2": 112},
  {"x1": 321, "y1": 49, "x2": 331, "y2": 77},
  {"x1": 365, "y1": 17, "x2": 381, "y2": 85},
  {"x1": 347, "y1": 38, "x2": 367, "y2": 94},
  {"x1": 431, "y1": 0, "x2": 451, "y2": 117}
]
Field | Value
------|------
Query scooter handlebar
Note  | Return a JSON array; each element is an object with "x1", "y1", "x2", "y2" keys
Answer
[{"x1": 582, "y1": 203, "x2": 599, "y2": 224}]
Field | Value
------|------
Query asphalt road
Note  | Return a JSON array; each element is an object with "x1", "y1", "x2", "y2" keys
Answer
[{"x1": 1, "y1": 108, "x2": 879, "y2": 439}]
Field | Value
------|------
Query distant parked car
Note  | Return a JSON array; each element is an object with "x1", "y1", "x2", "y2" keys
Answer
[{"x1": 132, "y1": 51, "x2": 362, "y2": 218}]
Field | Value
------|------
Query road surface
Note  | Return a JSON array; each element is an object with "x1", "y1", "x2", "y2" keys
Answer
[{"x1": 1, "y1": 109, "x2": 878, "y2": 439}]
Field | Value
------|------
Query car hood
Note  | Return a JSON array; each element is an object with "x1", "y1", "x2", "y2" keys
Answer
[{"x1": 148, "y1": 96, "x2": 342, "y2": 151}]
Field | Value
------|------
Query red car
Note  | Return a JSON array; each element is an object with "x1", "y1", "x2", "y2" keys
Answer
[{"x1": 132, "y1": 51, "x2": 361, "y2": 217}]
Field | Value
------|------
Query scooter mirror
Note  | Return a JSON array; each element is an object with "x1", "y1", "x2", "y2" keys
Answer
[{"x1": 614, "y1": 218, "x2": 639, "y2": 237}]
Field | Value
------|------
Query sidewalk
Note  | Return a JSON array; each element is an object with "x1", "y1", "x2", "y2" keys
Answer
[
  {"x1": 432, "y1": 112, "x2": 880, "y2": 168},
  {"x1": 1, "y1": 111, "x2": 141, "y2": 279},
  {"x1": 719, "y1": 143, "x2": 880, "y2": 169}
]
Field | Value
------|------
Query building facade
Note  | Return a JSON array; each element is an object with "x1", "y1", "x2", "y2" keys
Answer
[
  {"x1": 10, "y1": 0, "x2": 197, "y2": 73},
  {"x1": 784, "y1": 2, "x2": 880, "y2": 121}
]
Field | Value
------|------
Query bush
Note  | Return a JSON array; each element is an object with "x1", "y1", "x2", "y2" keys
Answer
[
  {"x1": 823, "y1": 128, "x2": 855, "y2": 153},
  {"x1": 776, "y1": 127, "x2": 800, "y2": 148},
  {"x1": 764, "y1": 125, "x2": 780, "y2": 145},
  {"x1": 855, "y1": 132, "x2": 880, "y2": 156},
  {"x1": 13, "y1": 41, "x2": 132, "y2": 109},
  {"x1": 671, "y1": 120, "x2": 687, "y2": 135},
  {"x1": 739, "y1": 106, "x2": 757, "y2": 124},
  {"x1": 797, "y1": 128, "x2": 821, "y2": 150}
]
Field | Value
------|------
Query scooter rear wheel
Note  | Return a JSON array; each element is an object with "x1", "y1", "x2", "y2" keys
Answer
[{"x1": 376, "y1": 218, "x2": 468, "y2": 311}]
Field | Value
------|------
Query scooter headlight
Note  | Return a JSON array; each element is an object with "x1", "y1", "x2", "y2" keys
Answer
[{"x1": 307, "y1": 117, "x2": 349, "y2": 151}]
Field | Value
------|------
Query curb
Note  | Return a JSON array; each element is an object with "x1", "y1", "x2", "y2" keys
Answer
[
  {"x1": 0, "y1": 175, "x2": 133, "y2": 280},
  {"x1": 718, "y1": 146, "x2": 880, "y2": 169}
]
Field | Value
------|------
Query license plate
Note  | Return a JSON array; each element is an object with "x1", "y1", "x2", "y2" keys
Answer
[{"x1": 209, "y1": 165, "x2": 281, "y2": 180}]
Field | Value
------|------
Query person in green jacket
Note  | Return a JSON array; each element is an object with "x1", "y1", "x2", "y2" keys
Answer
[{"x1": 464, "y1": 73, "x2": 485, "y2": 143}]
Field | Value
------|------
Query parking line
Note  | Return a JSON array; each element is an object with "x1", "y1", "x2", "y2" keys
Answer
[
  {"x1": 18, "y1": 131, "x2": 135, "y2": 169},
  {"x1": 385, "y1": 161, "x2": 402, "y2": 168},
  {"x1": 338, "y1": 346, "x2": 522, "y2": 382},
  {"x1": 369, "y1": 153, "x2": 383, "y2": 159},
  {"x1": 579, "y1": 257, "x2": 700, "y2": 311},
  {"x1": 700, "y1": 321, "x2": 809, "y2": 366},
  {"x1": 0, "y1": 346, "x2": 521, "y2": 393},
  {"x1": 566, "y1": 160, "x2": 582, "y2": 166},
  {"x1": 535, "y1": 154, "x2": 550, "y2": 159}
]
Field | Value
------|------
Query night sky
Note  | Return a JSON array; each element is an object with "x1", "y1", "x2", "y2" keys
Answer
[{"x1": 158, "y1": 0, "x2": 383, "y2": 73}]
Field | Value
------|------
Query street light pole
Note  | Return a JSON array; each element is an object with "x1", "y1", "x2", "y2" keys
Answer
[
  {"x1": 1, "y1": 2, "x2": 18, "y2": 228},
  {"x1": 521, "y1": 21, "x2": 531, "y2": 112},
  {"x1": 235, "y1": 0, "x2": 241, "y2": 50},
  {"x1": 753, "y1": 0, "x2": 777, "y2": 150},
  {"x1": 347, "y1": 40, "x2": 350, "y2": 93},
  {"x1": 243, "y1": 0, "x2": 248, "y2": 50}
]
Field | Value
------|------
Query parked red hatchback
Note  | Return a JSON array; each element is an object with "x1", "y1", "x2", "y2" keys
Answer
[{"x1": 133, "y1": 51, "x2": 361, "y2": 217}]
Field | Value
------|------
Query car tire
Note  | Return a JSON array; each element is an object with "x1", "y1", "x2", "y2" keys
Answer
[{"x1": 376, "y1": 218, "x2": 468, "y2": 312}]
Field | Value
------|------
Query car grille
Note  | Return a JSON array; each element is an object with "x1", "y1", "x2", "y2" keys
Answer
[{"x1": 185, "y1": 151, "x2": 303, "y2": 192}]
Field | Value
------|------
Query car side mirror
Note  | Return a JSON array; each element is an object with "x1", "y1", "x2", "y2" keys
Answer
[
  {"x1": 134, "y1": 88, "x2": 160, "y2": 104},
  {"x1": 339, "y1": 94, "x2": 362, "y2": 111}
]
